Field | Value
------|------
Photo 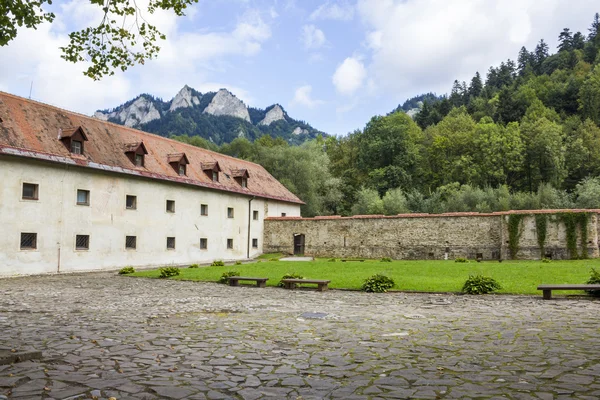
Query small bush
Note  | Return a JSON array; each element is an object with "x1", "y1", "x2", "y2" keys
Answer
[
  {"x1": 235, "y1": 261, "x2": 242, "y2": 265},
  {"x1": 118, "y1": 266, "x2": 135, "y2": 275},
  {"x1": 159, "y1": 267, "x2": 181, "y2": 279},
  {"x1": 277, "y1": 273, "x2": 304, "y2": 287},
  {"x1": 380, "y1": 257, "x2": 392, "y2": 262},
  {"x1": 328, "y1": 258, "x2": 336, "y2": 262},
  {"x1": 211, "y1": 260, "x2": 225, "y2": 267},
  {"x1": 462, "y1": 275, "x2": 501, "y2": 294},
  {"x1": 218, "y1": 271, "x2": 240, "y2": 284},
  {"x1": 586, "y1": 268, "x2": 600, "y2": 297},
  {"x1": 189, "y1": 264, "x2": 199, "y2": 269},
  {"x1": 269, "y1": 258, "x2": 280, "y2": 262},
  {"x1": 361, "y1": 274, "x2": 395, "y2": 293},
  {"x1": 454, "y1": 257, "x2": 469, "y2": 263},
  {"x1": 541, "y1": 258, "x2": 551, "y2": 263}
]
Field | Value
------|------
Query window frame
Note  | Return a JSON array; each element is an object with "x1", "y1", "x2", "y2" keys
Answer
[
  {"x1": 252, "y1": 238, "x2": 258, "y2": 248},
  {"x1": 227, "y1": 207, "x2": 234, "y2": 219},
  {"x1": 75, "y1": 234, "x2": 90, "y2": 251},
  {"x1": 252, "y1": 210, "x2": 259, "y2": 220},
  {"x1": 281, "y1": 212, "x2": 287, "y2": 217},
  {"x1": 22, "y1": 183, "x2": 39, "y2": 200},
  {"x1": 166, "y1": 200, "x2": 176, "y2": 213},
  {"x1": 200, "y1": 238, "x2": 208, "y2": 250},
  {"x1": 20, "y1": 232, "x2": 37, "y2": 250},
  {"x1": 227, "y1": 238, "x2": 233, "y2": 249},
  {"x1": 76, "y1": 189, "x2": 90, "y2": 206},
  {"x1": 126, "y1": 195, "x2": 137, "y2": 210},
  {"x1": 166, "y1": 237, "x2": 176, "y2": 250},
  {"x1": 125, "y1": 235, "x2": 137, "y2": 250},
  {"x1": 135, "y1": 153, "x2": 144, "y2": 167},
  {"x1": 71, "y1": 140, "x2": 83, "y2": 155},
  {"x1": 200, "y1": 204, "x2": 208, "y2": 216}
]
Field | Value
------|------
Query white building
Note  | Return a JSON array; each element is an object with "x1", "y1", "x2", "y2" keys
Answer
[{"x1": 0, "y1": 92, "x2": 302, "y2": 277}]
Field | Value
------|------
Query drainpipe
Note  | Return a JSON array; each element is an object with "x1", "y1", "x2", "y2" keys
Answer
[{"x1": 247, "y1": 196, "x2": 255, "y2": 259}]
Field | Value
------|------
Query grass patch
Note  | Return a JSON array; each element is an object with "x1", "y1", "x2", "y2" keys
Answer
[
  {"x1": 257, "y1": 252, "x2": 285, "y2": 260},
  {"x1": 129, "y1": 259, "x2": 600, "y2": 295}
]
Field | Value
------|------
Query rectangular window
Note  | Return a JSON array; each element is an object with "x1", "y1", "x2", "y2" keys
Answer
[
  {"x1": 76, "y1": 189, "x2": 90, "y2": 205},
  {"x1": 75, "y1": 235, "x2": 90, "y2": 250},
  {"x1": 241, "y1": 177, "x2": 247, "y2": 188},
  {"x1": 252, "y1": 238, "x2": 258, "y2": 248},
  {"x1": 281, "y1": 212, "x2": 287, "y2": 217},
  {"x1": 20, "y1": 233, "x2": 37, "y2": 250},
  {"x1": 200, "y1": 204, "x2": 208, "y2": 216},
  {"x1": 71, "y1": 140, "x2": 82, "y2": 154},
  {"x1": 178, "y1": 164, "x2": 186, "y2": 176},
  {"x1": 167, "y1": 237, "x2": 176, "y2": 250},
  {"x1": 166, "y1": 200, "x2": 175, "y2": 213},
  {"x1": 22, "y1": 183, "x2": 39, "y2": 200},
  {"x1": 212, "y1": 171, "x2": 218, "y2": 182},
  {"x1": 253, "y1": 210, "x2": 258, "y2": 220},
  {"x1": 227, "y1": 238, "x2": 233, "y2": 249},
  {"x1": 135, "y1": 153, "x2": 144, "y2": 167},
  {"x1": 125, "y1": 235, "x2": 137, "y2": 250},
  {"x1": 227, "y1": 207, "x2": 234, "y2": 218},
  {"x1": 200, "y1": 238, "x2": 207, "y2": 249},
  {"x1": 126, "y1": 195, "x2": 137, "y2": 210}
]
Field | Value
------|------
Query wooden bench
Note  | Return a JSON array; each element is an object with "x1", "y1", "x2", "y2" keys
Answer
[
  {"x1": 537, "y1": 284, "x2": 600, "y2": 299},
  {"x1": 281, "y1": 279, "x2": 330, "y2": 291},
  {"x1": 228, "y1": 276, "x2": 268, "y2": 288},
  {"x1": 341, "y1": 259, "x2": 365, "y2": 262}
]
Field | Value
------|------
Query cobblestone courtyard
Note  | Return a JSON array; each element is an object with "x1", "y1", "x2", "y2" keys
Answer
[{"x1": 1, "y1": 273, "x2": 600, "y2": 400}]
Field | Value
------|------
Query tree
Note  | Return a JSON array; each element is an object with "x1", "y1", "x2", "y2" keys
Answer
[
  {"x1": 575, "y1": 176, "x2": 600, "y2": 208},
  {"x1": 382, "y1": 188, "x2": 409, "y2": 215},
  {"x1": 517, "y1": 46, "x2": 534, "y2": 76},
  {"x1": 558, "y1": 28, "x2": 573, "y2": 52},
  {"x1": 468, "y1": 72, "x2": 483, "y2": 98},
  {"x1": 1, "y1": 0, "x2": 199, "y2": 79},
  {"x1": 351, "y1": 188, "x2": 383, "y2": 215},
  {"x1": 589, "y1": 12, "x2": 600, "y2": 40},
  {"x1": 534, "y1": 39, "x2": 550, "y2": 74},
  {"x1": 579, "y1": 65, "x2": 600, "y2": 125}
]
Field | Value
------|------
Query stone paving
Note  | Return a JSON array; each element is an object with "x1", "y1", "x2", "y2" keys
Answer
[{"x1": 1, "y1": 273, "x2": 600, "y2": 400}]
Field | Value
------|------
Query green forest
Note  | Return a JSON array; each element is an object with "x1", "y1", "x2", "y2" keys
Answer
[{"x1": 174, "y1": 13, "x2": 600, "y2": 217}]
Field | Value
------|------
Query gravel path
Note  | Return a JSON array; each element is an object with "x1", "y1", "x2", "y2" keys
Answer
[{"x1": 1, "y1": 272, "x2": 599, "y2": 399}]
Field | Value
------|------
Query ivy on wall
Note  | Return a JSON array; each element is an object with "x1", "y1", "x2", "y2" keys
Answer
[
  {"x1": 508, "y1": 214, "x2": 525, "y2": 259},
  {"x1": 556, "y1": 212, "x2": 589, "y2": 259},
  {"x1": 534, "y1": 214, "x2": 548, "y2": 259}
]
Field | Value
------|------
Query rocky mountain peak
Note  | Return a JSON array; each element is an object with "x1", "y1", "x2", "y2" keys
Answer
[
  {"x1": 258, "y1": 104, "x2": 286, "y2": 126},
  {"x1": 203, "y1": 89, "x2": 251, "y2": 122},
  {"x1": 94, "y1": 95, "x2": 161, "y2": 127},
  {"x1": 169, "y1": 85, "x2": 201, "y2": 111}
]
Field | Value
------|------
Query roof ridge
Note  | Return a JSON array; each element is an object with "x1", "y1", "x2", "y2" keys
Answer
[{"x1": 0, "y1": 91, "x2": 267, "y2": 170}]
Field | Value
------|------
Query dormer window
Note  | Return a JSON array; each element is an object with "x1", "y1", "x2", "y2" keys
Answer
[
  {"x1": 168, "y1": 153, "x2": 190, "y2": 176},
  {"x1": 124, "y1": 142, "x2": 148, "y2": 167},
  {"x1": 59, "y1": 126, "x2": 88, "y2": 155},
  {"x1": 202, "y1": 162, "x2": 221, "y2": 182},
  {"x1": 232, "y1": 169, "x2": 250, "y2": 188}
]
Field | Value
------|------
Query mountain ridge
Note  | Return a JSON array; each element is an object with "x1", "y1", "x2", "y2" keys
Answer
[{"x1": 94, "y1": 86, "x2": 322, "y2": 145}]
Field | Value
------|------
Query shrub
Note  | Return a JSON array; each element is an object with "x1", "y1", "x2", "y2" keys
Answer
[
  {"x1": 235, "y1": 261, "x2": 242, "y2": 265},
  {"x1": 361, "y1": 274, "x2": 395, "y2": 293},
  {"x1": 189, "y1": 264, "x2": 199, "y2": 269},
  {"x1": 462, "y1": 275, "x2": 501, "y2": 294},
  {"x1": 211, "y1": 260, "x2": 225, "y2": 267},
  {"x1": 586, "y1": 268, "x2": 600, "y2": 297},
  {"x1": 454, "y1": 257, "x2": 468, "y2": 263},
  {"x1": 380, "y1": 257, "x2": 392, "y2": 262},
  {"x1": 541, "y1": 258, "x2": 551, "y2": 263},
  {"x1": 269, "y1": 258, "x2": 280, "y2": 262},
  {"x1": 218, "y1": 271, "x2": 240, "y2": 284},
  {"x1": 277, "y1": 273, "x2": 304, "y2": 287},
  {"x1": 328, "y1": 258, "x2": 336, "y2": 262},
  {"x1": 118, "y1": 266, "x2": 135, "y2": 275},
  {"x1": 159, "y1": 267, "x2": 180, "y2": 279}
]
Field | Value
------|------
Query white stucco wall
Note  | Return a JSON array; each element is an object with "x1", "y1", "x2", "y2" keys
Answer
[{"x1": 0, "y1": 156, "x2": 301, "y2": 276}]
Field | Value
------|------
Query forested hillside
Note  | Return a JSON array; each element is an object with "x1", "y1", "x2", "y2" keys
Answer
[{"x1": 178, "y1": 13, "x2": 600, "y2": 217}]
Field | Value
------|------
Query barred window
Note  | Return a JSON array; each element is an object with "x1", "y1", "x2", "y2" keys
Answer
[
  {"x1": 167, "y1": 237, "x2": 176, "y2": 250},
  {"x1": 20, "y1": 233, "x2": 37, "y2": 250},
  {"x1": 200, "y1": 204, "x2": 208, "y2": 216},
  {"x1": 77, "y1": 189, "x2": 90, "y2": 205},
  {"x1": 166, "y1": 200, "x2": 175, "y2": 213},
  {"x1": 253, "y1": 210, "x2": 258, "y2": 220},
  {"x1": 200, "y1": 238, "x2": 208, "y2": 249},
  {"x1": 22, "y1": 183, "x2": 39, "y2": 200},
  {"x1": 126, "y1": 195, "x2": 137, "y2": 210},
  {"x1": 252, "y1": 238, "x2": 258, "y2": 248},
  {"x1": 71, "y1": 140, "x2": 83, "y2": 154},
  {"x1": 125, "y1": 236, "x2": 137, "y2": 250},
  {"x1": 227, "y1": 207, "x2": 234, "y2": 218},
  {"x1": 76, "y1": 235, "x2": 89, "y2": 250},
  {"x1": 227, "y1": 238, "x2": 233, "y2": 249}
]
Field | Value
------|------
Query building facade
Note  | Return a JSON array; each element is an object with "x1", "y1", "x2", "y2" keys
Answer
[{"x1": 0, "y1": 92, "x2": 302, "y2": 276}]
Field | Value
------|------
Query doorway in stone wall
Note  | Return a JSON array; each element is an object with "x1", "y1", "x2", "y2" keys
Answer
[{"x1": 294, "y1": 234, "x2": 305, "y2": 256}]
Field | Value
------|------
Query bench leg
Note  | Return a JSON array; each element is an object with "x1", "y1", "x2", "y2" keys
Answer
[
  {"x1": 229, "y1": 280, "x2": 239, "y2": 287},
  {"x1": 258, "y1": 281, "x2": 266, "y2": 288},
  {"x1": 542, "y1": 289, "x2": 552, "y2": 300},
  {"x1": 317, "y1": 284, "x2": 328, "y2": 292}
]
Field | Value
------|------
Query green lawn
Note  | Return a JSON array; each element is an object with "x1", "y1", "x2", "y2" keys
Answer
[{"x1": 130, "y1": 258, "x2": 600, "y2": 295}]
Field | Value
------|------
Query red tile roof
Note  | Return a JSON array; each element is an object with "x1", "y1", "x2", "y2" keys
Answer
[{"x1": 0, "y1": 92, "x2": 304, "y2": 205}]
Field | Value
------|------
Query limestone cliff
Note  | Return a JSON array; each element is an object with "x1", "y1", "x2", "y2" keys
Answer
[
  {"x1": 203, "y1": 89, "x2": 251, "y2": 122},
  {"x1": 258, "y1": 104, "x2": 286, "y2": 126}
]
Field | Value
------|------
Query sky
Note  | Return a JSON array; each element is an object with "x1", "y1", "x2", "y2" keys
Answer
[{"x1": 1, "y1": 0, "x2": 599, "y2": 136}]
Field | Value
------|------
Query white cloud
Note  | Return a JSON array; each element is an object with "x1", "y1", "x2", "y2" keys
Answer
[
  {"x1": 332, "y1": 57, "x2": 366, "y2": 95},
  {"x1": 310, "y1": 1, "x2": 355, "y2": 21},
  {"x1": 301, "y1": 25, "x2": 326, "y2": 49},
  {"x1": 356, "y1": 0, "x2": 600, "y2": 96},
  {"x1": 291, "y1": 85, "x2": 325, "y2": 109}
]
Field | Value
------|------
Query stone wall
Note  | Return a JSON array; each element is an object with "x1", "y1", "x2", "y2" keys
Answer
[{"x1": 263, "y1": 211, "x2": 600, "y2": 260}]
